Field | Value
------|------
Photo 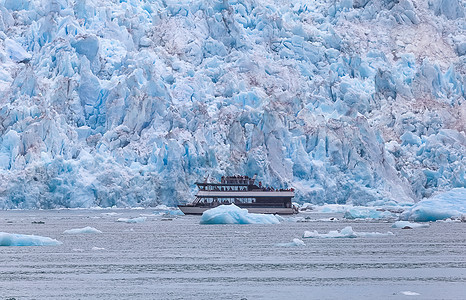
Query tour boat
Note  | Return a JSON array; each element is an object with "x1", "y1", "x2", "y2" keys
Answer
[{"x1": 178, "y1": 175, "x2": 297, "y2": 215}]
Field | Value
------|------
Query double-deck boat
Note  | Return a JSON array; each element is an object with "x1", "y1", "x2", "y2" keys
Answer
[{"x1": 178, "y1": 175, "x2": 297, "y2": 215}]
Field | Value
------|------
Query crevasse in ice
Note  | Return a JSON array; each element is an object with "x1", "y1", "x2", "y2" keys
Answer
[{"x1": 0, "y1": 0, "x2": 464, "y2": 208}]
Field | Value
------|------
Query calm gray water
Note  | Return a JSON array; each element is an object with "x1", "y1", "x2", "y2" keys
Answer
[{"x1": 1, "y1": 209, "x2": 465, "y2": 299}]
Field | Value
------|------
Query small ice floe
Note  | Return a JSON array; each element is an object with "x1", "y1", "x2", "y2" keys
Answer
[
  {"x1": 63, "y1": 227, "x2": 102, "y2": 234},
  {"x1": 153, "y1": 205, "x2": 185, "y2": 216},
  {"x1": 344, "y1": 207, "x2": 395, "y2": 220},
  {"x1": 276, "y1": 238, "x2": 306, "y2": 247},
  {"x1": 0, "y1": 232, "x2": 62, "y2": 246},
  {"x1": 303, "y1": 226, "x2": 394, "y2": 238},
  {"x1": 31, "y1": 221, "x2": 45, "y2": 224},
  {"x1": 200, "y1": 204, "x2": 281, "y2": 225},
  {"x1": 101, "y1": 212, "x2": 122, "y2": 216},
  {"x1": 391, "y1": 221, "x2": 429, "y2": 229},
  {"x1": 316, "y1": 204, "x2": 351, "y2": 213},
  {"x1": 400, "y1": 291, "x2": 420, "y2": 296},
  {"x1": 436, "y1": 218, "x2": 461, "y2": 223},
  {"x1": 117, "y1": 217, "x2": 147, "y2": 223},
  {"x1": 91, "y1": 247, "x2": 105, "y2": 251}
]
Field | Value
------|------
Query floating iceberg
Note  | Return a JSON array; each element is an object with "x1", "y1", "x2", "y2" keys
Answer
[
  {"x1": 276, "y1": 238, "x2": 305, "y2": 247},
  {"x1": 63, "y1": 226, "x2": 102, "y2": 234},
  {"x1": 117, "y1": 217, "x2": 147, "y2": 223},
  {"x1": 303, "y1": 226, "x2": 393, "y2": 238},
  {"x1": 200, "y1": 204, "x2": 281, "y2": 225},
  {"x1": 391, "y1": 221, "x2": 429, "y2": 229},
  {"x1": 0, "y1": 232, "x2": 62, "y2": 246},
  {"x1": 344, "y1": 207, "x2": 395, "y2": 220},
  {"x1": 401, "y1": 188, "x2": 466, "y2": 222}
]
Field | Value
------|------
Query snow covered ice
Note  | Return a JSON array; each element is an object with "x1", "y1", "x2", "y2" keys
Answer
[
  {"x1": 199, "y1": 204, "x2": 281, "y2": 224},
  {"x1": 0, "y1": 0, "x2": 464, "y2": 209},
  {"x1": 303, "y1": 226, "x2": 394, "y2": 238},
  {"x1": 63, "y1": 226, "x2": 102, "y2": 234},
  {"x1": 0, "y1": 232, "x2": 61, "y2": 246}
]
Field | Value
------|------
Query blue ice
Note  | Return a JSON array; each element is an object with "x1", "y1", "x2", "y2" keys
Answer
[
  {"x1": 0, "y1": 232, "x2": 62, "y2": 246},
  {"x1": 401, "y1": 188, "x2": 466, "y2": 222},
  {"x1": 200, "y1": 204, "x2": 281, "y2": 225}
]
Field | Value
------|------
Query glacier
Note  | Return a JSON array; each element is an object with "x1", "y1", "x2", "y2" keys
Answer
[{"x1": 0, "y1": 0, "x2": 464, "y2": 209}]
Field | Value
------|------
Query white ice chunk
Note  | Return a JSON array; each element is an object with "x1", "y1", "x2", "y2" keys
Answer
[
  {"x1": 400, "y1": 291, "x2": 420, "y2": 296},
  {"x1": 0, "y1": 232, "x2": 61, "y2": 246},
  {"x1": 276, "y1": 238, "x2": 305, "y2": 247},
  {"x1": 200, "y1": 204, "x2": 281, "y2": 225},
  {"x1": 116, "y1": 217, "x2": 147, "y2": 223},
  {"x1": 391, "y1": 221, "x2": 429, "y2": 229},
  {"x1": 63, "y1": 226, "x2": 102, "y2": 234},
  {"x1": 303, "y1": 226, "x2": 394, "y2": 238}
]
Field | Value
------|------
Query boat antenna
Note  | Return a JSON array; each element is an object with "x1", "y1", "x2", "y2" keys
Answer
[{"x1": 204, "y1": 175, "x2": 209, "y2": 183}]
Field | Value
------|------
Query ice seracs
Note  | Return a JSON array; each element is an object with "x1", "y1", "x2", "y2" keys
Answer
[{"x1": 276, "y1": 238, "x2": 306, "y2": 247}]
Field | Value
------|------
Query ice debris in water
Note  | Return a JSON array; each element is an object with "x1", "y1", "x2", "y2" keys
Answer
[
  {"x1": 117, "y1": 217, "x2": 147, "y2": 223},
  {"x1": 303, "y1": 226, "x2": 394, "y2": 238},
  {"x1": 401, "y1": 188, "x2": 466, "y2": 222},
  {"x1": 200, "y1": 204, "x2": 281, "y2": 225},
  {"x1": 63, "y1": 226, "x2": 102, "y2": 234},
  {"x1": 276, "y1": 238, "x2": 305, "y2": 247},
  {"x1": 391, "y1": 221, "x2": 429, "y2": 229},
  {"x1": 0, "y1": 232, "x2": 62, "y2": 246},
  {"x1": 344, "y1": 207, "x2": 395, "y2": 219},
  {"x1": 400, "y1": 291, "x2": 421, "y2": 296}
]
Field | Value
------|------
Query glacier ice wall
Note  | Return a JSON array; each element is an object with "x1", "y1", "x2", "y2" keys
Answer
[{"x1": 0, "y1": 0, "x2": 464, "y2": 208}]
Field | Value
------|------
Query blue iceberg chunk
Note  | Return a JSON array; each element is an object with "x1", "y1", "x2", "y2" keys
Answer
[
  {"x1": 0, "y1": 232, "x2": 62, "y2": 246},
  {"x1": 401, "y1": 188, "x2": 466, "y2": 222},
  {"x1": 200, "y1": 204, "x2": 281, "y2": 224}
]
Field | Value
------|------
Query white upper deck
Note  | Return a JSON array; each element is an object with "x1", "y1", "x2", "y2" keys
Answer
[{"x1": 196, "y1": 190, "x2": 294, "y2": 198}]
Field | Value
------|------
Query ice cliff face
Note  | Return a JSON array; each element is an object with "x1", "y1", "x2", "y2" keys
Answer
[{"x1": 0, "y1": 0, "x2": 464, "y2": 208}]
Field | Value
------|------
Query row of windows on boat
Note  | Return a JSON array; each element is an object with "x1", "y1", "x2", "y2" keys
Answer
[
  {"x1": 220, "y1": 176, "x2": 255, "y2": 185},
  {"x1": 199, "y1": 186, "x2": 294, "y2": 192},
  {"x1": 197, "y1": 198, "x2": 286, "y2": 204}
]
